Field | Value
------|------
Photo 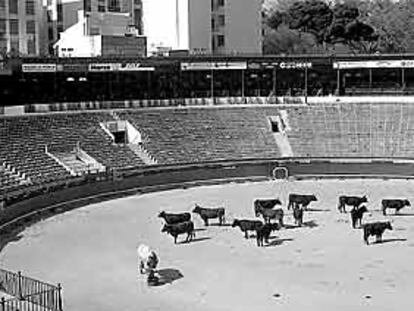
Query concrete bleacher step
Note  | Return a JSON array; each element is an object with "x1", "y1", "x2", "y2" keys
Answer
[
  {"x1": 51, "y1": 150, "x2": 106, "y2": 176},
  {"x1": 128, "y1": 144, "x2": 158, "y2": 165},
  {"x1": 0, "y1": 163, "x2": 32, "y2": 188}
]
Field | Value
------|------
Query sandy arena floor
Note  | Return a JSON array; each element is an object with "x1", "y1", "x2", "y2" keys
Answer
[{"x1": 2, "y1": 179, "x2": 414, "y2": 311}]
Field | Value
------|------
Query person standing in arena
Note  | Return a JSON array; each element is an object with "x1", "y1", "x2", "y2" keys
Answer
[{"x1": 137, "y1": 244, "x2": 159, "y2": 286}]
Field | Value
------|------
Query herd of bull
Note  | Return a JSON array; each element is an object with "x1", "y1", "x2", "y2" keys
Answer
[{"x1": 158, "y1": 194, "x2": 411, "y2": 247}]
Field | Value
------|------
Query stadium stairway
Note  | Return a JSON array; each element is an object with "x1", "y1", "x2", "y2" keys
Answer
[
  {"x1": 50, "y1": 149, "x2": 106, "y2": 176},
  {"x1": 0, "y1": 163, "x2": 31, "y2": 190},
  {"x1": 269, "y1": 112, "x2": 293, "y2": 157},
  {"x1": 128, "y1": 144, "x2": 158, "y2": 165}
]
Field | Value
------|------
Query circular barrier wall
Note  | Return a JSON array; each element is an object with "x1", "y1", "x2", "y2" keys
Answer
[{"x1": 2, "y1": 158, "x2": 414, "y2": 232}]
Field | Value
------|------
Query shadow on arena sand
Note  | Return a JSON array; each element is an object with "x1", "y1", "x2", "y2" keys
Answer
[
  {"x1": 153, "y1": 268, "x2": 184, "y2": 286},
  {"x1": 265, "y1": 238, "x2": 294, "y2": 247},
  {"x1": 372, "y1": 238, "x2": 407, "y2": 245}
]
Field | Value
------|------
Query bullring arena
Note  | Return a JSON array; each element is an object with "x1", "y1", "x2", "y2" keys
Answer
[{"x1": 3, "y1": 98, "x2": 414, "y2": 310}]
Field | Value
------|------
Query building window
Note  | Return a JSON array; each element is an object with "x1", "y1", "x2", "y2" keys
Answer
[
  {"x1": 0, "y1": 0, "x2": 6, "y2": 10},
  {"x1": 134, "y1": 8, "x2": 142, "y2": 34},
  {"x1": 218, "y1": 15, "x2": 225, "y2": 27},
  {"x1": 26, "y1": 20, "x2": 36, "y2": 34},
  {"x1": 9, "y1": 0, "x2": 18, "y2": 14},
  {"x1": 26, "y1": 0, "x2": 35, "y2": 15},
  {"x1": 108, "y1": 0, "x2": 121, "y2": 12},
  {"x1": 84, "y1": 0, "x2": 91, "y2": 12},
  {"x1": 0, "y1": 39, "x2": 7, "y2": 53},
  {"x1": 9, "y1": 19, "x2": 18, "y2": 35},
  {"x1": 98, "y1": 0, "x2": 105, "y2": 12},
  {"x1": 211, "y1": 18, "x2": 215, "y2": 31},
  {"x1": 10, "y1": 38, "x2": 19, "y2": 53},
  {"x1": 0, "y1": 19, "x2": 6, "y2": 34},
  {"x1": 90, "y1": 27, "x2": 100, "y2": 35},
  {"x1": 48, "y1": 27, "x2": 54, "y2": 40},
  {"x1": 218, "y1": 0, "x2": 224, "y2": 7},
  {"x1": 27, "y1": 38, "x2": 36, "y2": 55},
  {"x1": 47, "y1": 10, "x2": 53, "y2": 22},
  {"x1": 57, "y1": 2, "x2": 63, "y2": 21},
  {"x1": 218, "y1": 35, "x2": 225, "y2": 47}
]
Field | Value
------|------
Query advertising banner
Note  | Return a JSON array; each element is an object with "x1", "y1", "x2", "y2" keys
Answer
[
  {"x1": 181, "y1": 62, "x2": 247, "y2": 71},
  {"x1": 22, "y1": 64, "x2": 57, "y2": 73},
  {"x1": 334, "y1": 60, "x2": 414, "y2": 69}
]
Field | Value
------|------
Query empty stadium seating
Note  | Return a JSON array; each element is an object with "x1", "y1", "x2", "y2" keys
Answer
[
  {"x1": 3, "y1": 103, "x2": 414, "y2": 194},
  {"x1": 0, "y1": 113, "x2": 145, "y2": 186},
  {"x1": 118, "y1": 107, "x2": 280, "y2": 164},
  {"x1": 0, "y1": 165, "x2": 28, "y2": 191},
  {"x1": 285, "y1": 103, "x2": 414, "y2": 158}
]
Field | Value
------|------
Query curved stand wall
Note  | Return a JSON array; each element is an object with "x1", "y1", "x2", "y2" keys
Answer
[{"x1": 2, "y1": 158, "x2": 414, "y2": 231}]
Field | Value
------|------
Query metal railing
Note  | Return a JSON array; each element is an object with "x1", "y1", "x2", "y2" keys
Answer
[{"x1": 0, "y1": 268, "x2": 63, "y2": 311}]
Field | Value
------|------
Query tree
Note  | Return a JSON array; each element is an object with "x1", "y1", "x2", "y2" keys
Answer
[
  {"x1": 263, "y1": 25, "x2": 318, "y2": 54},
  {"x1": 326, "y1": 2, "x2": 377, "y2": 53},
  {"x1": 285, "y1": 0, "x2": 333, "y2": 45},
  {"x1": 360, "y1": 0, "x2": 414, "y2": 53}
]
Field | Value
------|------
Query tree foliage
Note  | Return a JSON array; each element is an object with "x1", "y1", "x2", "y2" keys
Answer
[
  {"x1": 359, "y1": 0, "x2": 414, "y2": 53},
  {"x1": 264, "y1": 0, "x2": 379, "y2": 54},
  {"x1": 286, "y1": 0, "x2": 333, "y2": 44}
]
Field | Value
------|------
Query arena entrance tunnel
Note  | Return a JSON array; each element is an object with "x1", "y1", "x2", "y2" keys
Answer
[{"x1": 2, "y1": 157, "x2": 414, "y2": 235}]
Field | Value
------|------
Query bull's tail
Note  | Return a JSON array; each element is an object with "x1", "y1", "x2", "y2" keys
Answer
[
  {"x1": 221, "y1": 212, "x2": 226, "y2": 225},
  {"x1": 381, "y1": 202, "x2": 387, "y2": 216},
  {"x1": 338, "y1": 199, "x2": 343, "y2": 213}
]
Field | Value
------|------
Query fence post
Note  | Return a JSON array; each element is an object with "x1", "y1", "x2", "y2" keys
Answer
[
  {"x1": 1, "y1": 297, "x2": 5, "y2": 311},
  {"x1": 17, "y1": 271, "x2": 23, "y2": 300},
  {"x1": 57, "y1": 283, "x2": 63, "y2": 311}
]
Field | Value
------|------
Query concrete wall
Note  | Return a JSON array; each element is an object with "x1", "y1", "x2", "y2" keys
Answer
[
  {"x1": 225, "y1": 0, "x2": 262, "y2": 55},
  {"x1": 3, "y1": 159, "x2": 414, "y2": 232},
  {"x1": 142, "y1": 0, "x2": 178, "y2": 54},
  {"x1": 101, "y1": 35, "x2": 146, "y2": 57},
  {"x1": 87, "y1": 11, "x2": 131, "y2": 36},
  {"x1": 0, "y1": 0, "x2": 45, "y2": 56},
  {"x1": 188, "y1": 0, "x2": 211, "y2": 54},
  {"x1": 62, "y1": 0, "x2": 83, "y2": 31}
]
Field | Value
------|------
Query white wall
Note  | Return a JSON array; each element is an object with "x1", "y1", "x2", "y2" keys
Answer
[
  {"x1": 142, "y1": 0, "x2": 262, "y2": 56},
  {"x1": 142, "y1": 0, "x2": 179, "y2": 54},
  {"x1": 54, "y1": 11, "x2": 102, "y2": 57},
  {"x1": 177, "y1": 0, "x2": 189, "y2": 50},
  {"x1": 188, "y1": 0, "x2": 210, "y2": 54},
  {"x1": 226, "y1": 0, "x2": 262, "y2": 55}
]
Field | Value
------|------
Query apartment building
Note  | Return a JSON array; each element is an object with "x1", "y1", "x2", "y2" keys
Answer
[
  {"x1": 53, "y1": 0, "x2": 146, "y2": 57},
  {"x1": 142, "y1": 0, "x2": 263, "y2": 56},
  {"x1": 0, "y1": 0, "x2": 44, "y2": 56}
]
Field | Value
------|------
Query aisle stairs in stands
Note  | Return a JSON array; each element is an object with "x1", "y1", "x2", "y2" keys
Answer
[
  {"x1": 0, "y1": 163, "x2": 32, "y2": 189},
  {"x1": 128, "y1": 144, "x2": 158, "y2": 165},
  {"x1": 49, "y1": 148, "x2": 106, "y2": 176},
  {"x1": 103, "y1": 113, "x2": 158, "y2": 165},
  {"x1": 269, "y1": 111, "x2": 294, "y2": 157}
]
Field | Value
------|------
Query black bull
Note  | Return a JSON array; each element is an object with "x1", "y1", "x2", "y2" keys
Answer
[
  {"x1": 287, "y1": 194, "x2": 317, "y2": 210},
  {"x1": 338, "y1": 196, "x2": 368, "y2": 213},
  {"x1": 192, "y1": 205, "x2": 225, "y2": 226},
  {"x1": 254, "y1": 199, "x2": 282, "y2": 210},
  {"x1": 382, "y1": 199, "x2": 410, "y2": 215}
]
